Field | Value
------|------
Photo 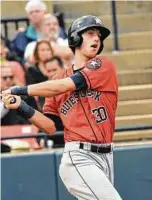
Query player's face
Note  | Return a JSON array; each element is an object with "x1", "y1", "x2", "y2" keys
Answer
[
  {"x1": 45, "y1": 60, "x2": 63, "y2": 79},
  {"x1": 81, "y1": 28, "x2": 101, "y2": 58}
]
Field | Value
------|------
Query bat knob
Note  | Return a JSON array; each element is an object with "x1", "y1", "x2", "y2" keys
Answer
[{"x1": 10, "y1": 96, "x2": 17, "y2": 104}]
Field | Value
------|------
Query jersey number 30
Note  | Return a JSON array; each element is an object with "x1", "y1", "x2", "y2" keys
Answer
[{"x1": 92, "y1": 106, "x2": 107, "y2": 123}]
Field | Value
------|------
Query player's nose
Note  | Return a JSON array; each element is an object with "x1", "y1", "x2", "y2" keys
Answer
[{"x1": 94, "y1": 34, "x2": 100, "y2": 42}]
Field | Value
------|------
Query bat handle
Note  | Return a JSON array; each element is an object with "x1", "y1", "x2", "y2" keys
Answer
[{"x1": 10, "y1": 96, "x2": 17, "y2": 104}]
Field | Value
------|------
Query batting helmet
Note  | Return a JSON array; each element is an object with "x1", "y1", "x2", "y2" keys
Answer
[{"x1": 68, "y1": 15, "x2": 110, "y2": 54}]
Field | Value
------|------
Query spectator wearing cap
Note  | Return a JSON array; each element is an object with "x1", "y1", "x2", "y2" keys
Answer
[{"x1": 10, "y1": 0, "x2": 47, "y2": 61}]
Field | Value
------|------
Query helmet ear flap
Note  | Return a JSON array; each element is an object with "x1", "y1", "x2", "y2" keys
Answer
[
  {"x1": 68, "y1": 27, "x2": 83, "y2": 48},
  {"x1": 72, "y1": 33, "x2": 82, "y2": 47},
  {"x1": 97, "y1": 42, "x2": 104, "y2": 54}
]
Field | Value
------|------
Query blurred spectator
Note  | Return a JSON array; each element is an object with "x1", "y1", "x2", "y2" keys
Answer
[
  {"x1": 1, "y1": 35, "x2": 22, "y2": 63},
  {"x1": 10, "y1": 0, "x2": 47, "y2": 61},
  {"x1": 0, "y1": 39, "x2": 26, "y2": 85},
  {"x1": 1, "y1": 66, "x2": 19, "y2": 90},
  {"x1": 42, "y1": 14, "x2": 73, "y2": 67},
  {"x1": 25, "y1": 40, "x2": 54, "y2": 108},
  {"x1": 43, "y1": 14, "x2": 68, "y2": 46},
  {"x1": 38, "y1": 56, "x2": 65, "y2": 148},
  {"x1": 25, "y1": 40, "x2": 54, "y2": 84},
  {"x1": 1, "y1": 65, "x2": 38, "y2": 125},
  {"x1": 44, "y1": 56, "x2": 65, "y2": 80},
  {"x1": 53, "y1": 13, "x2": 68, "y2": 39},
  {"x1": 24, "y1": 13, "x2": 73, "y2": 68},
  {"x1": 0, "y1": 38, "x2": 9, "y2": 63}
]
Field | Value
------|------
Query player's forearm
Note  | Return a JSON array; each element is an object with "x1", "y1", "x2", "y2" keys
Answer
[
  {"x1": 9, "y1": 78, "x2": 76, "y2": 97},
  {"x1": 28, "y1": 78, "x2": 75, "y2": 97},
  {"x1": 29, "y1": 110, "x2": 56, "y2": 135},
  {"x1": 15, "y1": 100, "x2": 56, "y2": 135}
]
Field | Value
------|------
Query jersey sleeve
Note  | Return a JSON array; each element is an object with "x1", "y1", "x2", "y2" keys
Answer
[
  {"x1": 43, "y1": 97, "x2": 59, "y2": 116},
  {"x1": 79, "y1": 56, "x2": 118, "y2": 92}
]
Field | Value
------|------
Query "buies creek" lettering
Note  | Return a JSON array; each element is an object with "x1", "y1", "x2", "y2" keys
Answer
[{"x1": 61, "y1": 89, "x2": 101, "y2": 115}]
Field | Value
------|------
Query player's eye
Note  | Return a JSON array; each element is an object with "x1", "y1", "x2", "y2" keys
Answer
[
  {"x1": 98, "y1": 32, "x2": 101, "y2": 38},
  {"x1": 88, "y1": 31, "x2": 94, "y2": 35}
]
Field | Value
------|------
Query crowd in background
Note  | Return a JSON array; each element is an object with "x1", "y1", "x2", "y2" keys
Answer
[{"x1": 0, "y1": 0, "x2": 74, "y2": 126}]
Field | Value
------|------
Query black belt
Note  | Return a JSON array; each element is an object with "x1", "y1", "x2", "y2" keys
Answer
[{"x1": 79, "y1": 142, "x2": 112, "y2": 153}]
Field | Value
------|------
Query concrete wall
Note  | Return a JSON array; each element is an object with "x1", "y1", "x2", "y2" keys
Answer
[{"x1": 2, "y1": 145, "x2": 152, "y2": 200}]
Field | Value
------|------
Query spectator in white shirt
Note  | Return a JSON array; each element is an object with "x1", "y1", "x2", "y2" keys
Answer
[{"x1": 24, "y1": 14, "x2": 73, "y2": 68}]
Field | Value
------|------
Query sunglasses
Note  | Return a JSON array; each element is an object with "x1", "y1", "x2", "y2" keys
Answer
[{"x1": 2, "y1": 76, "x2": 14, "y2": 80}]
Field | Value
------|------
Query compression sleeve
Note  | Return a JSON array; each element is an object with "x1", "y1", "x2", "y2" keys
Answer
[{"x1": 70, "y1": 71, "x2": 88, "y2": 91}]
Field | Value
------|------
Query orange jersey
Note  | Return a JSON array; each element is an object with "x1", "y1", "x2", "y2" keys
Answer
[{"x1": 43, "y1": 55, "x2": 118, "y2": 143}]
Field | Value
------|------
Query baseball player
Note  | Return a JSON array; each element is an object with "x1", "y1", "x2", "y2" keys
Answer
[{"x1": 2, "y1": 15, "x2": 122, "y2": 200}]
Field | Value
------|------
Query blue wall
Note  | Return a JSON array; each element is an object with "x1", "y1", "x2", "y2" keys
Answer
[
  {"x1": 114, "y1": 146, "x2": 152, "y2": 200},
  {"x1": 1, "y1": 152, "x2": 57, "y2": 200},
  {"x1": 2, "y1": 145, "x2": 152, "y2": 200}
]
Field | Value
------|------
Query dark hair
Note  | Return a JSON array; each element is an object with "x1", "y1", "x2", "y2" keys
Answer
[
  {"x1": 44, "y1": 56, "x2": 64, "y2": 68},
  {"x1": 33, "y1": 40, "x2": 54, "y2": 62}
]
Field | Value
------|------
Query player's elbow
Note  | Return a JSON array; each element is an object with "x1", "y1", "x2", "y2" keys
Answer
[
  {"x1": 38, "y1": 121, "x2": 56, "y2": 136},
  {"x1": 45, "y1": 125, "x2": 56, "y2": 136},
  {"x1": 58, "y1": 78, "x2": 76, "y2": 93}
]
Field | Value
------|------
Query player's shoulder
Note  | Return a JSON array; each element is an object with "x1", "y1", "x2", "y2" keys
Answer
[{"x1": 97, "y1": 55, "x2": 115, "y2": 67}]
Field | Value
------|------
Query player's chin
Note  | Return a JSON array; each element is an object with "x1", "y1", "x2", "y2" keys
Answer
[{"x1": 87, "y1": 51, "x2": 98, "y2": 59}]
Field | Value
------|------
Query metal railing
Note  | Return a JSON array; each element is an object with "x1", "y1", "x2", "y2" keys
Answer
[
  {"x1": 1, "y1": 17, "x2": 29, "y2": 39},
  {"x1": 1, "y1": 125, "x2": 152, "y2": 149},
  {"x1": 111, "y1": 0, "x2": 119, "y2": 51}
]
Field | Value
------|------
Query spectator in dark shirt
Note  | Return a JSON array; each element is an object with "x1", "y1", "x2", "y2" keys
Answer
[
  {"x1": 10, "y1": 0, "x2": 47, "y2": 61},
  {"x1": 26, "y1": 40, "x2": 54, "y2": 84},
  {"x1": 25, "y1": 40, "x2": 54, "y2": 108},
  {"x1": 1, "y1": 65, "x2": 38, "y2": 125}
]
